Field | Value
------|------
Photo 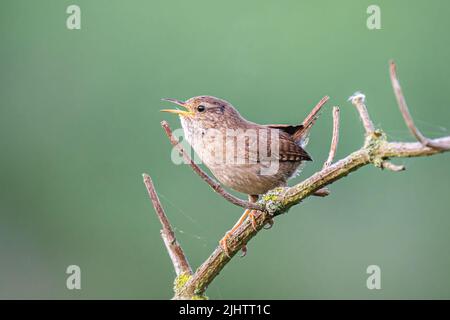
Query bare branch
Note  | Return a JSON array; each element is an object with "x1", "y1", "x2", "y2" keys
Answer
[
  {"x1": 381, "y1": 137, "x2": 450, "y2": 157},
  {"x1": 389, "y1": 60, "x2": 449, "y2": 150},
  {"x1": 323, "y1": 106, "x2": 341, "y2": 169},
  {"x1": 175, "y1": 134, "x2": 450, "y2": 299},
  {"x1": 142, "y1": 173, "x2": 192, "y2": 276},
  {"x1": 316, "y1": 106, "x2": 340, "y2": 196},
  {"x1": 154, "y1": 62, "x2": 450, "y2": 300},
  {"x1": 349, "y1": 92, "x2": 375, "y2": 135},
  {"x1": 175, "y1": 208, "x2": 272, "y2": 299},
  {"x1": 160, "y1": 121, "x2": 263, "y2": 212}
]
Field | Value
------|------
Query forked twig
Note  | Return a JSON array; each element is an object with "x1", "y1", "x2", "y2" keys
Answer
[{"x1": 390, "y1": 60, "x2": 449, "y2": 150}]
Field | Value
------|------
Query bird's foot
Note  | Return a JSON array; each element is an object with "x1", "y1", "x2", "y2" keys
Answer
[
  {"x1": 249, "y1": 210, "x2": 274, "y2": 230},
  {"x1": 219, "y1": 209, "x2": 253, "y2": 257},
  {"x1": 219, "y1": 231, "x2": 249, "y2": 258},
  {"x1": 219, "y1": 232, "x2": 232, "y2": 258},
  {"x1": 249, "y1": 210, "x2": 258, "y2": 232},
  {"x1": 219, "y1": 208, "x2": 270, "y2": 258}
]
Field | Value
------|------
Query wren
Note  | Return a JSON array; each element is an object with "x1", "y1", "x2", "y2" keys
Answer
[{"x1": 162, "y1": 95, "x2": 323, "y2": 255}]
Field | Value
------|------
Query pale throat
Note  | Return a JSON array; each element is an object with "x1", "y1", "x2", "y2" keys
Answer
[
  {"x1": 180, "y1": 115, "x2": 225, "y2": 168},
  {"x1": 179, "y1": 116, "x2": 196, "y2": 146},
  {"x1": 180, "y1": 116, "x2": 207, "y2": 159}
]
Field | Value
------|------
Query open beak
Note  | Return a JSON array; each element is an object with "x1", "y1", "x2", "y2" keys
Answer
[{"x1": 160, "y1": 98, "x2": 194, "y2": 117}]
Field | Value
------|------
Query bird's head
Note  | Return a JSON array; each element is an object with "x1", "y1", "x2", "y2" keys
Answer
[{"x1": 161, "y1": 96, "x2": 243, "y2": 129}]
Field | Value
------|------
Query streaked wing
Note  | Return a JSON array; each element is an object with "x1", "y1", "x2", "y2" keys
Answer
[
  {"x1": 276, "y1": 130, "x2": 312, "y2": 162},
  {"x1": 232, "y1": 126, "x2": 312, "y2": 164}
]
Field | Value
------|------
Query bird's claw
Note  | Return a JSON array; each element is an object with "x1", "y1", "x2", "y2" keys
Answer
[
  {"x1": 249, "y1": 210, "x2": 258, "y2": 232},
  {"x1": 220, "y1": 232, "x2": 249, "y2": 258},
  {"x1": 240, "y1": 245, "x2": 247, "y2": 257},
  {"x1": 219, "y1": 232, "x2": 232, "y2": 258},
  {"x1": 219, "y1": 210, "x2": 272, "y2": 259},
  {"x1": 249, "y1": 210, "x2": 273, "y2": 230},
  {"x1": 263, "y1": 217, "x2": 274, "y2": 229}
]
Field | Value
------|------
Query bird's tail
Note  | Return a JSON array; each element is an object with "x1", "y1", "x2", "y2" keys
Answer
[{"x1": 292, "y1": 96, "x2": 329, "y2": 145}]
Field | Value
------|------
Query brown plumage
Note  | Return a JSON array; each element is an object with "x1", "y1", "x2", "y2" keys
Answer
[
  {"x1": 161, "y1": 95, "x2": 328, "y2": 254},
  {"x1": 161, "y1": 95, "x2": 324, "y2": 196}
]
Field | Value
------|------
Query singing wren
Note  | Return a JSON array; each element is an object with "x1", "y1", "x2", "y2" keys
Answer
[{"x1": 161, "y1": 95, "x2": 325, "y2": 255}]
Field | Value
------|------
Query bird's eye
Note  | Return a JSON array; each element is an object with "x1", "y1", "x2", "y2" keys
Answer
[{"x1": 197, "y1": 105, "x2": 206, "y2": 112}]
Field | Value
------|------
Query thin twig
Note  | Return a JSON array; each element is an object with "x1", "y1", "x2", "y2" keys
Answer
[
  {"x1": 380, "y1": 137, "x2": 450, "y2": 157},
  {"x1": 142, "y1": 173, "x2": 192, "y2": 276},
  {"x1": 161, "y1": 121, "x2": 263, "y2": 212},
  {"x1": 323, "y1": 106, "x2": 340, "y2": 168},
  {"x1": 348, "y1": 92, "x2": 375, "y2": 134},
  {"x1": 316, "y1": 106, "x2": 340, "y2": 195},
  {"x1": 312, "y1": 188, "x2": 330, "y2": 197},
  {"x1": 304, "y1": 96, "x2": 331, "y2": 197},
  {"x1": 389, "y1": 60, "x2": 449, "y2": 150}
]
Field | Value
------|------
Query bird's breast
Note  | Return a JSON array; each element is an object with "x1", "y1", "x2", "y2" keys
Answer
[{"x1": 179, "y1": 118, "x2": 304, "y2": 194}]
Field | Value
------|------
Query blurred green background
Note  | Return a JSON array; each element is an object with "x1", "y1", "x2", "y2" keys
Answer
[{"x1": 1, "y1": 0, "x2": 449, "y2": 299}]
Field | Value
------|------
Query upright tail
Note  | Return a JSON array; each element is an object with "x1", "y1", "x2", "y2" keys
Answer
[{"x1": 292, "y1": 95, "x2": 330, "y2": 144}]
